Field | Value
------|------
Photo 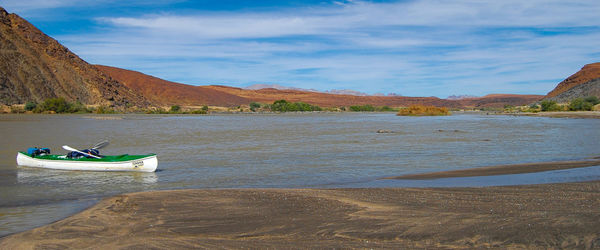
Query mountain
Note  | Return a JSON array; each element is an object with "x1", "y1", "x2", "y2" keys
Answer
[
  {"x1": 95, "y1": 65, "x2": 249, "y2": 106},
  {"x1": 205, "y1": 84, "x2": 458, "y2": 107},
  {"x1": 545, "y1": 63, "x2": 600, "y2": 102},
  {"x1": 546, "y1": 79, "x2": 600, "y2": 104},
  {"x1": 245, "y1": 84, "x2": 372, "y2": 96},
  {"x1": 205, "y1": 85, "x2": 542, "y2": 108},
  {"x1": 0, "y1": 7, "x2": 150, "y2": 107},
  {"x1": 96, "y1": 64, "x2": 541, "y2": 108},
  {"x1": 446, "y1": 94, "x2": 479, "y2": 100},
  {"x1": 244, "y1": 84, "x2": 320, "y2": 93},
  {"x1": 324, "y1": 89, "x2": 371, "y2": 96}
]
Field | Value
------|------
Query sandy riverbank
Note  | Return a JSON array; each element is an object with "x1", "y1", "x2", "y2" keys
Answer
[
  {"x1": 388, "y1": 158, "x2": 600, "y2": 180},
  {"x1": 2, "y1": 181, "x2": 600, "y2": 248},
  {"x1": 512, "y1": 111, "x2": 600, "y2": 119}
]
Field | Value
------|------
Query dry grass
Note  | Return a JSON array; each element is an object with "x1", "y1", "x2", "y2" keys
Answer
[{"x1": 397, "y1": 105, "x2": 450, "y2": 116}]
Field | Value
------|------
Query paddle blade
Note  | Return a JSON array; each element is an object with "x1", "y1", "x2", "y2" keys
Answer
[
  {"x1": 62, "y1": 145, "x2": 101, "y2": 159},
  {"x1": 92, "y1": 140, "x2": 109, "y2": 150}
]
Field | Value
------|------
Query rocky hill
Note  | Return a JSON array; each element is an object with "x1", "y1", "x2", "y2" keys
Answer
[
  {"x1": 545, "y1": 78, "x2": 600, "y2": 103},
  {"x1": 0, "y1": 7, "x2": 150, "y2": 108},
  {"x1": 95, "y1": 65, "x2": 249, "y2": 106},
  {"x1": 545, "y1": 63, "x2": 600, "y2": 102}
]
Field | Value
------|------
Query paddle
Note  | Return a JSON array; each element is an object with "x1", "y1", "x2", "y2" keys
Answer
[
  {"x1": 62, "y1": 145, "x2": 101, "y2": 159},
  {"x1": 91, "y1": 140, "x2": 109, "y2": 150}
]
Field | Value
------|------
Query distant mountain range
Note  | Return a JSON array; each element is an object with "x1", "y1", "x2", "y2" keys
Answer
[
  {"x1": 446, "y1": 95, "x2": 479, "y2": 100},
  {"x1": 245, "y1": 84, "x2": 379, "y2": 97},
  {"x1": 2, "y1": 6, "x2": 597, "y2": 109},
  {"x1": 93, "y1": 66, "x2": 543, "y2": 108}
]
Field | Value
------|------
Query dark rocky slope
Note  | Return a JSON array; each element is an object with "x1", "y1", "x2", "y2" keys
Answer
[
  {"x1": 545, "y1": 63, "x2": 600, "y2": 102},
  {"x1": 0, "y1": 7, "x2": 150, "y2": 108}
]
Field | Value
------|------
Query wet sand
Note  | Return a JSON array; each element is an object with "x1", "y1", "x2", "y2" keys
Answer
[
  {"x1": 2, "y1": 182, "x2": 600, "y2": 248},
  {"x1": 513, "y1": 111, "x2": 600, "y2": 119},
  {"x1": 388, "y1": 158, "x2": 600, "y2": 180}
]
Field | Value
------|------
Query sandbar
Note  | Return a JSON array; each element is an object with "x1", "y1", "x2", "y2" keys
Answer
[
  {"x1": 512, "y1": 111, "x2": 600, "y2": 119},
  {"x1": 388, "y1": 158, "x2": 600, "y2": 180},
  {"x1": 2, "y1": 181, "x2": 600, "y2": 248}
]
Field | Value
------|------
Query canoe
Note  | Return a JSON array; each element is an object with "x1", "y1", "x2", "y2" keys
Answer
[{"x1": 16, "y1": 152, "x2": 158, "y2": 172}]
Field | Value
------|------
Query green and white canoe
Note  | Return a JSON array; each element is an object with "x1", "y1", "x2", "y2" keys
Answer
[{"x1": 16, "y1": 152, "x2": 158, "y2": 172}]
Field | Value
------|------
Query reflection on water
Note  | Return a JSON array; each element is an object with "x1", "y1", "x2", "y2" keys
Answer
[
  {"x1": 17, "y1": 167, "x2": 158, "y2": 186},
  {"x1": 0, "y1": 113, "x2": 599, "y2": 236}
]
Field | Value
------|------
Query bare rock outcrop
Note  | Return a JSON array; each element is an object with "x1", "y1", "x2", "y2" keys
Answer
[
  {"x1": 545, "y1": 63, "x2": 600, "y2": 101},
  {"x1": 0, "y1": 6, "x2": 151, "y2": 108}
]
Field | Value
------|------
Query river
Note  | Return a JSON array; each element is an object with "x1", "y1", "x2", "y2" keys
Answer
[{"x1": 1, "y1": 112, "x2": 599, "y2": 236}]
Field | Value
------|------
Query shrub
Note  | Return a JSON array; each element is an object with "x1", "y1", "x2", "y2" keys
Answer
[
  {"x1": 397, "y1": 105, "x2": 450, "y2": 116},
  {"x1": 201, "y1": 105, "x2": 209, "y2": 111},
  {"x1": 170, "y1": 105, "x2": 181, "y2": 113},
  {"x1": 95, "y1": 105, "x2": 115, "y2": 114},
  {"x1": 249, "y1": 102, "x2": 261, "y2": 112},
  {"x1": 349, "y1": 105, "x2": 375, "y2": 112},
  {"x1": 38, "y1": 97, "x2": 71, "y2": 113},
  {"x1": 269, "y1": 100, "x2": 321, "y2": 112},
  {"x1": 70, "y1": 101, "x2": 89, "y2": 113},
  {"x1": 377, "y1": 106, "x2": 396, "y2": 112},
  {"x1": 540, "y1": 100, "x2": 561, "y2": 112},
  {"x1": 25, "y1": 101, "x2": 37, "y2": 111},
  {"x1": 190, "y1": 110, "x2": 207, "y2": 114},
  {"x1": 569, "y1": 96, "x2": 599, "y2": 111},
  {"x1": 584, "y1": 96, "x2": 600, "y2": 105},
  {"x1": 348, "y1": 105, "x2": 397, "y2": 112}
]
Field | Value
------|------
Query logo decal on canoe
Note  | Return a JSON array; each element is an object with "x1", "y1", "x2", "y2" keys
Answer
[{"x1": 132, "y1": 160, "x2": 144, "y2": 168}]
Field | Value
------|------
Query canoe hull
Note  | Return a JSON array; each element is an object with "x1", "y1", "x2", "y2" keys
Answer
[{"x1": 16, "y1": 152, "x2": 158, "y2": 172}]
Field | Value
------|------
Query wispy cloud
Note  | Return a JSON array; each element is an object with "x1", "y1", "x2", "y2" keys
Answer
[{"x1": 38, "y1": 0, "x2": 600, "y2": 97}]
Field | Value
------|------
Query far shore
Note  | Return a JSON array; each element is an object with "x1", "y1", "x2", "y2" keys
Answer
[{"x1": 3, "y1": 108, "x2": 600, "y2": 119}]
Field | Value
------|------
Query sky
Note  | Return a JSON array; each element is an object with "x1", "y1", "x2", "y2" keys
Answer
[{"x1": 2, "y1": 0, "x2": 600, "y2": 98}]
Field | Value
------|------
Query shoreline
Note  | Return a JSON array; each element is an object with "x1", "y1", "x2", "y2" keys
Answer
[
  {"x1": 2, "y1": 182, "x2": 599, "y2": 248},
  {"x1": 508, "y1": 111, "x2": 600, "y2": 119},
  {"x1": 387, "y1": 158, "x2": 600, "y2": 180}
]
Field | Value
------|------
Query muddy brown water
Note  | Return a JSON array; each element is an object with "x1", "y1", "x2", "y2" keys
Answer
[{"x1": 1, "y1": 112, "x2": 599, "y2": 236}]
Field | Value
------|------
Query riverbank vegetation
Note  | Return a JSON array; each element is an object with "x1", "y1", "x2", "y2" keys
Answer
[
  {"x1": 397, "y1": 105, "x2": 450, "y2": 116},
  {"x1": 4, "y1": 98, "x2": 211, "y2": 114},
  {"x1": 499, "y1": 96, "x2": 600, "y2": 114},
  {"x1": 540, "y1": 100, "x2": 563, "y2": 112},
  {"x1": 568, "y1": 96, "x2": 599, "y2": 111},
  {"x1": 348, "y1": 105, "x2": 397, "y2": 112},
  {"x1": 265, "y1": 100, "x2": 322, "y2": 112}
]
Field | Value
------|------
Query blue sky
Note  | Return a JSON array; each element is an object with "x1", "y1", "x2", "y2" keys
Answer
[{"x1": 3, "y1": 0, "x2": 600, "y2": 97}]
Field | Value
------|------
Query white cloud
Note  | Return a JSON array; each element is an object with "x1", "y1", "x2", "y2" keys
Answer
[
  {"x1": 51, "y1": 0, "x2": 600, "y2": 97},
  {"x1": 98, "y1": 0, "x2": 600, "y2": 40}
]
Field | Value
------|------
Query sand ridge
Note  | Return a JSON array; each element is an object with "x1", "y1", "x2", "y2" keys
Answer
[{"x1": 388, "y1": 158, "x2": 600, "y2": 180}]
